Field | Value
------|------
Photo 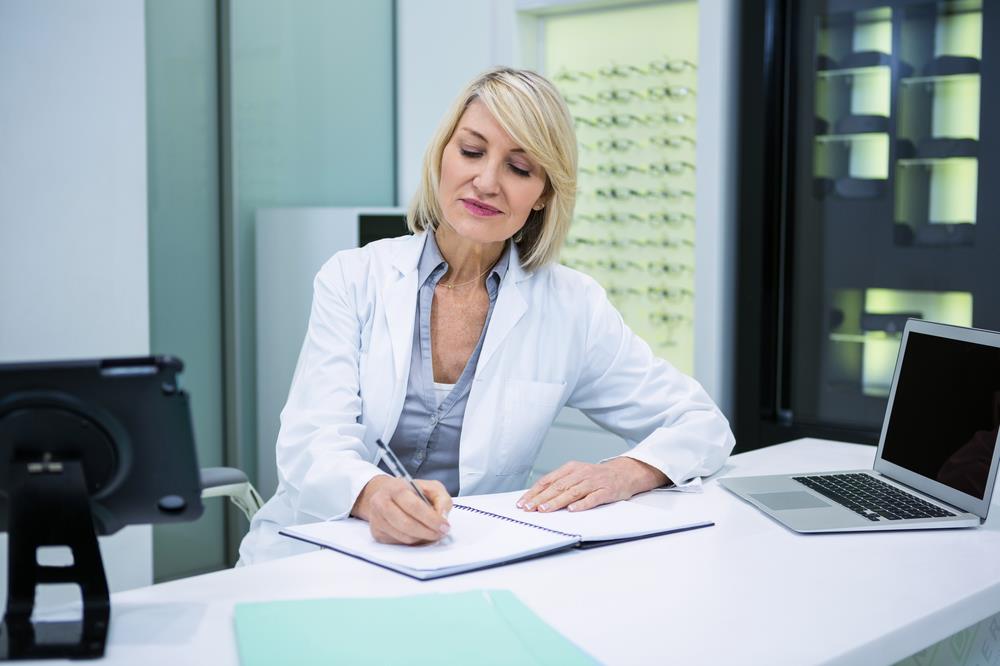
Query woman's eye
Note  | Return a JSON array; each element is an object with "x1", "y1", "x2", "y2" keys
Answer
[
  {"x1": 459, "y1": 148, "x2": 482, "y2": 158},
  {"x1": 509, "y1": 164, "x2": 531, "y2": 177}
]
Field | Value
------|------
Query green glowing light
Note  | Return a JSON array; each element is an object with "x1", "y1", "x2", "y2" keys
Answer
[{"x1": 861, "y1": 289, "x2": 973, "y2": 395}]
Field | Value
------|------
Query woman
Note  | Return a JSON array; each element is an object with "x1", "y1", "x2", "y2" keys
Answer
[{"x1": 239, "y1": 67, "x2": 734, "y2": 564}]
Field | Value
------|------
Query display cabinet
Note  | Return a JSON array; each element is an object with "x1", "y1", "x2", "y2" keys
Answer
[{"x1": 735, "y1": 0, "x2": 998, "y2": 450}]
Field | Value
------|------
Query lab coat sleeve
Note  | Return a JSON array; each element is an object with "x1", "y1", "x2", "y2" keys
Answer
[
  {"x1": 274, "y1": 253, "x2": 385, "y2": 523},
  {"x1": 566, "y1": 281, "x2": 735, "y2": 486}
]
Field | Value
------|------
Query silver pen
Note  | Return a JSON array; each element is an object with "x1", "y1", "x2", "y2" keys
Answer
[{"x1": 375, "y1": 438, "x2": 433, "y2": 507}]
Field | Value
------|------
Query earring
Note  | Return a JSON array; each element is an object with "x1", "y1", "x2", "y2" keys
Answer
[{"x1": 533, "y1": 203, "x2": 545, "y2": 211}]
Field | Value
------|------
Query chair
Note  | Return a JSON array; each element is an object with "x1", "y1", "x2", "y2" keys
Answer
[{"x1": 199, "y1": 467, "x2": 264, "y2": 522}]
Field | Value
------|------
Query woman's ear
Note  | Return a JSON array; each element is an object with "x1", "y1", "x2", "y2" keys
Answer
[{"x1": 532, "y1": 190, "x2": 552, "y2": 211}]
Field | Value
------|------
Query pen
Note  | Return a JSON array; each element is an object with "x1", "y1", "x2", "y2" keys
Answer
[{"x1": 375, "y1": 438, "x2": 433, "y2": 507}]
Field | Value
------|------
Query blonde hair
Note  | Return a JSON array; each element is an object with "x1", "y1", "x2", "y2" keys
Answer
[{"x1": 407, "y1": 67, "x2": 578, "y2": 272}]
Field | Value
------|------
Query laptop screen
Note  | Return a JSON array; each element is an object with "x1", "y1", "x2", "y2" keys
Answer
[{"x1": 881, "y1": 331, "x2": 1000, "y2": 500}]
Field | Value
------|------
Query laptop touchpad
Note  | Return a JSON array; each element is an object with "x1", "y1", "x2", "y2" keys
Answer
[{"x1": 751, "y1": 491, "x2": 830, "y2": 510}]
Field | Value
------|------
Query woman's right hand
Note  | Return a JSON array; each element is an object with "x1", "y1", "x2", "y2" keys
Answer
[{"x1": 351, "y1": 476, "x2": 452, "y2": 545}]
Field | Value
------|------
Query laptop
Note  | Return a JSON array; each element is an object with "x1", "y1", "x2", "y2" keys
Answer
[{"x1": 720, "y1": 319, "x2": 1000, "y2": 532}]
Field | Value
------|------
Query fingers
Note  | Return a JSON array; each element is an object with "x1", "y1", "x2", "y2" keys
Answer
[
  {"x1": 369, "y1": 497, "x2": 430, "y2": 544},
  {"x1": 565, "y1": 487, "x2": 615, "y2": 512},
  {"x1": 367, "y1": 479, "x2": 450, "y2": 545},
  {"x1": 517, "y1": 461, "x2": 626, "y2": 513},
  {"x1": 371, "y1": 513, "x2": 444, "y2": 545},
  {"x1": 527, "y1": 476, "x2": 592, "y2": 512},
  {"x1": 517, "y1": 462, "x2": 579, "y2": 509},
  {"x1": 371, "y1": 520, "x2": 427, "y2": 545},
  {"x1": 392, "y1": 489, "x2": 449, "y2": 541},
  {"x1": 417, "y1": 479, "x2": 453, "y2": 518}
]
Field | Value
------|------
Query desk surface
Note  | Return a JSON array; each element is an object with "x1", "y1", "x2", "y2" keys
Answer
[{"x1": 43, "y1": 439, "x2": 1000, "y2": 665}]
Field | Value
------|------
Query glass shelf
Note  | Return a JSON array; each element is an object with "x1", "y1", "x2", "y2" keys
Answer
[
  {"x1": 829, "y1": 332, "x2": 899, "y2": 344},
  {"x1": 936, "y1": 0, "x2": 982, "y2": 15},
  {"x1": 900, "y1": 73, "x2": 980, "y2": 86},
  {"x1": 816, "y1": 65, "x2": 890, "y2": 81},
  {"x1": 897, "y1": 156, "x2": 977, "y2": 167},
  {"x1": 815, "y1": 132, "x2": 888, "y2": 143},
  {"x1": 894, "y1": 222, "x2": 975, "y2": 248},
  {"x1": 820, "y1": 7, "x2": 891, "y2": 27}
]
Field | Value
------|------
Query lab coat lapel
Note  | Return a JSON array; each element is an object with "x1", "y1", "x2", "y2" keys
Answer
[
  {"x1": 475, "y1": 244, "x2": 530, "y2": 376},
  {"x1": 382, "y1": 234, "x2": 424, "y2": 390}
]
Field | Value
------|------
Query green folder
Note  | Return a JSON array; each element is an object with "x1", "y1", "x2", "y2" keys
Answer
[{"x1": 233, "y1": 589, "x2": 598, "y2": 666}]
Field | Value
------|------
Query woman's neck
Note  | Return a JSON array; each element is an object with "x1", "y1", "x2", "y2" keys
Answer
[{"x1": 433, "y1": 225, "x2": 505, "y2": 285}]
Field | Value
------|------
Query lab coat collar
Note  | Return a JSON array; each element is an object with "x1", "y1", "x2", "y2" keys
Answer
[
  {"x1": 476, "y1": 241, "x2": 530, "y2": 376},
  {"x1": 383, "y1": 232, "x2": 533, "y2": 383},
  {"x1": 391, "y1": 230, "x2": 528, "y2": 282},
  {"x1": 383, "y1": 235, "x2": 423, "y2": 396},
  {"x1": 388, "y1": 231, "x2": 426, "y2": 277},
  {"x1": 507, "y1": 240, "x2": 530, "y2": 283}
]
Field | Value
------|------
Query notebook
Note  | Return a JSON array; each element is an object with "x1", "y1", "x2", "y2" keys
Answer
[
  {"x1": 280, "y1": 490, "x2": 712, "y2": 579},
  {"x1": 233, "y1": 590, "x2": 598, "y2": 666},
  {"x1": 720, "y1": 319, "x2": 1000, "y2": 533}
]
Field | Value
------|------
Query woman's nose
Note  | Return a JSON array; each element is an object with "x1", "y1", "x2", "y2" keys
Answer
[{"x1": 473, "y1": 160, "x2": 501, "y2": 194}]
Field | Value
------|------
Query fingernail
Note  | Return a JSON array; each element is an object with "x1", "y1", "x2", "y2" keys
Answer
[
  {"x1": 516, "y1": 500, "x2": 524, "y2": 508},
  {"x1": 524, "y1": 503, "x2": 534, "y2": 510},
  {"x1": 539, "y1": 503, "x2": 549, "y2": 511},
  {"x1": 567, "y1": 504, "x2": 576, "y2": 512},
  {"x1": 439, "y1": 523, "x2": 450, "y2": 535}
]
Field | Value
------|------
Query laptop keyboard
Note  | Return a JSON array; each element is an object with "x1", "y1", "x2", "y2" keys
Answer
[{"x1": 792, "y1": 473, "x2": 957, "y2": 521}]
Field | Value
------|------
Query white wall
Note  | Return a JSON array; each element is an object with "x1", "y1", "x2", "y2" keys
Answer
[
  {"x1": 396, "y1": 0, "x2": 518, "y2": 206},
  {"x1": 693, "y1": 0, "x2": 737, "y2": 418},
  {"x1": 0, "y1": 0, "x2": 152, "y2": 605}
]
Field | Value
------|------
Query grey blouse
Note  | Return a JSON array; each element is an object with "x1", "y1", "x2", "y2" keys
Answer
[{"x1": 383, "y1": 232, "x2": 509, "y2": 495}]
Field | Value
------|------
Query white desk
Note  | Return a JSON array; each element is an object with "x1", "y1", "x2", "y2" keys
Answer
[{"x1": 41, "y1": 439, "x2": 1000, "y2": 665}]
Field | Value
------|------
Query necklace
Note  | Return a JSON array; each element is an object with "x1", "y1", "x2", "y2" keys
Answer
[{"x1": 441, "y1": 265, "x2": 491, "y2": 290}]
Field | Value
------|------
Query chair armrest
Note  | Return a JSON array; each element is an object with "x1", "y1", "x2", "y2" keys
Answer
[
  {"x1": 201, "y1": 467, "x2": 250, "y2": 490},
  {"x1": 199, "y1": 467, "x2": 264, "y2": 522}
]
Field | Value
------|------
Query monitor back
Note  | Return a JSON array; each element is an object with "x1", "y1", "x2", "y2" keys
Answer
[{"x1": 0, "y1": 356, "x2": 204, "y2": 534}]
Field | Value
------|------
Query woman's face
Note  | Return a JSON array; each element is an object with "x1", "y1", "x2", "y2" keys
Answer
[{"x1": 436, "y1": 100, "x2": 548, "y2": 246}]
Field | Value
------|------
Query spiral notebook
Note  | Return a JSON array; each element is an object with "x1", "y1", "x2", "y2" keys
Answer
[{"x1": 280, "y1": 491, "x2": 712, "y2": 580}]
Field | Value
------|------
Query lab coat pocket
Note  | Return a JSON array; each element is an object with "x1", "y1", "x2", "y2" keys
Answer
[{"x1": 498, "y1": 379, "x2": 566, "y2": 476}]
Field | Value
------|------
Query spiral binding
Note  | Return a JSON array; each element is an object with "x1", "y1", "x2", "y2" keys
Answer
[{"x1": 454, "y1": 505, "x2": 581, "y2": 540}]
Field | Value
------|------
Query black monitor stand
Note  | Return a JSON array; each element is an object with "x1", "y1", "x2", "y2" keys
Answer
[
  {"x1": 0, "y1": 356, "x2": 205, "y2": 661},
  {"x1": 0, "y1": 456, "x2": 110, "y2": 660}
]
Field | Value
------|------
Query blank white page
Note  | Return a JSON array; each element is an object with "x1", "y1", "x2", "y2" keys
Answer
[
  {"x1": 282, "y1": 507, "x2": 576, "y2": 577},
  {"x1": 457, "y1": 491, "x2": 712, "y2": 542}
]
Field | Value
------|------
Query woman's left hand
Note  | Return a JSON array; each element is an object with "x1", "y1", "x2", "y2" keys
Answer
[{"x1": 516, "y1": 457, "x2": 669, "y2": 513}]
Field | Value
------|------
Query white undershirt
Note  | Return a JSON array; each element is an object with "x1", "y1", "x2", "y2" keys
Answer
[{"x1": 432, "y1": 382, "x2": 455, "y2": 408}]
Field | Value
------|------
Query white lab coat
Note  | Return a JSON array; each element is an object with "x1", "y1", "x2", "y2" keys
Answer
[{"x1": 238, "y1": 232, "x2": 735, "y2": 565}]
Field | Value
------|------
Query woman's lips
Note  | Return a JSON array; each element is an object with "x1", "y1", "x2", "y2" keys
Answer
[{"x1": 461, "y1": 199, "x2": 502, "y2": 217}]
